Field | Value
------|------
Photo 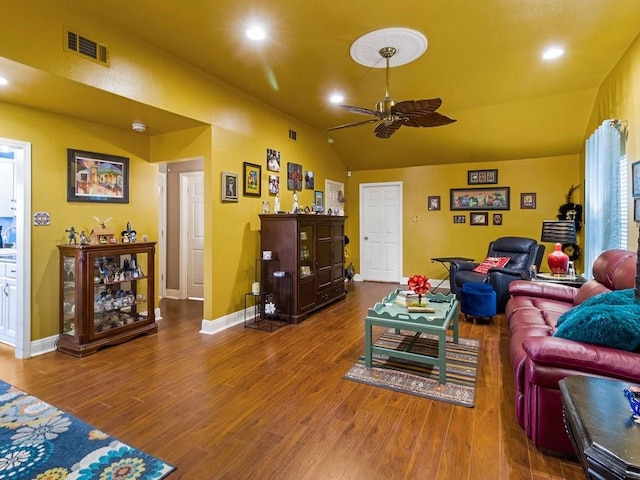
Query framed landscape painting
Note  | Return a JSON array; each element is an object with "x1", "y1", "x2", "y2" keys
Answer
[
  {"x1": 67, "y1": 149, "x2": 129, "y2": 203},
  {"x1": 450, "y1": 187, "x2": 510, "y2": 211}
]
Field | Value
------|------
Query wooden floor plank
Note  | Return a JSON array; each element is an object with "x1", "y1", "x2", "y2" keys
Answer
[{"x1": 0, "y1": 281, "x2": 582, "y2": 479}]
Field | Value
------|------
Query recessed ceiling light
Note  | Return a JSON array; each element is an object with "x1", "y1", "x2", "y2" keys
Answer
[
  {"x1": 0, "y1": 77, "x2": 8, "y2": 86},
  {"x1": 542, "y1": 46, "x2": 564, "y2": 60},
  {"x1": 246, "y1": 26, "x2": 266, "y2": 41},
  {"x1": 329, "y1": 93, "x2": 344, "y2": 104}
]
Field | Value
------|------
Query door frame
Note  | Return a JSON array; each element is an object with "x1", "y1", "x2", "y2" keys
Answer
[
  {"x1": 0, "y1": 137, "x2": 31, "y2": 359},
  {"x1": 157, "y1": 171, "x2": 167, "y2": 298},
  {"x1": 358, "y1": 181, "x2": 403, "y2": 283}
]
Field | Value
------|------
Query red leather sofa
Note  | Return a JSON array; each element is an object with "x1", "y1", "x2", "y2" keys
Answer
[{"x1": 505, "y1": 249, "x2": 639, "y2": 455}]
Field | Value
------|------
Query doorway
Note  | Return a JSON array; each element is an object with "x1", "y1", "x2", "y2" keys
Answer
[
  {"x1": 0, "y1": 137, "x2": 31, "y2": 358},
  {"x1": 359, "y1": 182, "x2": 403, "y2": 282},
  {"x1": 158, "y1": 158, "x2": 204, "y2": 300}
]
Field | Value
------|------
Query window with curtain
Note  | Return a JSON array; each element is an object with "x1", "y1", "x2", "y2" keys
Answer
[{"x1": 584, "y1": 119, "x2": 627, "y2": 277}]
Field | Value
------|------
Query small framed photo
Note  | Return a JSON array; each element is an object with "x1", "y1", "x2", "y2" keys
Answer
[
  {"x1": 221, "y1": 171, "x2": 239, "y2": 202},
  {"x1": 493, "y1": 213, "x2": 503, "y2": 225},
  {"x1": 633, "y1": 161, "x2": 640, "y2": 197},
  {"x1": 428, "y1": 195, "x2": 441, "y2": 211},
  {"x1": 287, "y1": 162, "x2": 303, "y2": 190},
  {"x1": 314, "y1": 190, "x2": 324, "y2": 212},
  {"x1": 267, "y1": 148, "x2": 280, "y2": 172},
  {"x1": 453, "y1": 215, "x2": 466, "y2": 224},
  {"x1": 470, "y1": 212, "x2": 489, "y2": 226},
  {"x1": 467, "y1": 169, "x2": 498, "y2": 185},
  {"x1": 268, "y1": 175, "x2": 279, "y2": 195},
  {"x1": 243, "y1": 162, "x2": 261, "y2": 197},
  {"x1": 635, "y1": 198, "x2": 640, "y2": 222},
  {"x1": 305, "y1": 171, "x2": 315, "y2": 189},
  {"x1": 520, "y1": 192, "x2": 536, "y2": 209}
]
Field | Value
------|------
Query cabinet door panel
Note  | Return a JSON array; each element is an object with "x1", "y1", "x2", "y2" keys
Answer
[{"x1": 298, "y1": 277, "x2": 316, "y2": 312}]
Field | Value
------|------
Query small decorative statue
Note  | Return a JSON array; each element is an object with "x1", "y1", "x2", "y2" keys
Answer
[
  {"x1": 292, "y1": 191, "x2": 299, "y2": 213},
  {"x1": 274, "y1": 194, "x2": 280, "y2": 213},
  {"x1": 66, "y1": 226, "x2": 77, "y2": 245},
  {"x1": 79, "y1": 230, "x2": 88, "y2": 245}
]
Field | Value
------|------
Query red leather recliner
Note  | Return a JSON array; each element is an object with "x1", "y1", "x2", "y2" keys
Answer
[{"x1": 505, "y1": 249, "x2": 639, "y2": 455}]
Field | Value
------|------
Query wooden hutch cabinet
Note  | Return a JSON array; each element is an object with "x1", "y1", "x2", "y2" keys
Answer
[
  {"x1": 57, "y1": 242, "x2": 157, "y2": 357},
  {"x1": 259, "y1": 214, "x2": 346, "y2": 323}
]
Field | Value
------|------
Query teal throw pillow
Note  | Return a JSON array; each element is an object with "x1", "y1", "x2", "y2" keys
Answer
[{"x1": 554, "y1": 289, "x2": 640, "y2": 351}]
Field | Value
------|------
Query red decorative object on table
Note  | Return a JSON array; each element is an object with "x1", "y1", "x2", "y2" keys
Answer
[{"x1": 408, "y1": 274, "x2": 431, "y2": 305}]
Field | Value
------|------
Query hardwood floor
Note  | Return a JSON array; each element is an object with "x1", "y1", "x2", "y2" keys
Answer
[{"x1": 0, "y1": 282, "x2": 583, "y2": 479}]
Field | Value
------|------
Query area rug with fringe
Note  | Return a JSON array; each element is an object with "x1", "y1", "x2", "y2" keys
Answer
[
  {"x1": 344, "y1": 329, "x2": 480, "y2": 408},
  {"x1": 0, "y1": 380, "x2": 175, "y2": 479}
]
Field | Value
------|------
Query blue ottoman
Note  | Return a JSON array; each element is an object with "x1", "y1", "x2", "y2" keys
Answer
[{"x1": 460, "y1": 282, "x2": 496, "y2": 323}]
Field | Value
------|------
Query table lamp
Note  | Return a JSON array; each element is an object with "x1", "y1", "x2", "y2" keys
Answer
[{"x1": 541, "y1": 220, "x2": 577, "y2": 275}]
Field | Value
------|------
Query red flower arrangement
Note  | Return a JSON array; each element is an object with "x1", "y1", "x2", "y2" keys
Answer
[{"x1": 408, "y1": 274, "x2": 431, "y2": 305}]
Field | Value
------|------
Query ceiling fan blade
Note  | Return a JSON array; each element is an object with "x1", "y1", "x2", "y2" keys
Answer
[
  {"x1": 326, "y1": 118, "x2": 380, "y2": 132},
  {"x1": 392, "y1": 98, "x2": 443, "y2": 114},
  {"x1": 337, "y1": 104, "x2": 382, "y2": 117},
  {"x1": 402, "y1": 111, "x2": 457, "y2": 128},
  {"x1": 374, "y1": 121, "x2": 403, "y2": 139}
]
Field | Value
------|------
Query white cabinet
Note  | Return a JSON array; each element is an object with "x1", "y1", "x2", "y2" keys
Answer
[
  {"x1": 0, "y1": 261, "x2": 17, "y2": 346},
  {"x1": 0, "y1": 160, "x2": 15, "y2": 217}
]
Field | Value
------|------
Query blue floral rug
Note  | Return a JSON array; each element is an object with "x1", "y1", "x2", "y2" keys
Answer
[{"x1": 0, "y1": 380, "x2": 175, "y2": 479}]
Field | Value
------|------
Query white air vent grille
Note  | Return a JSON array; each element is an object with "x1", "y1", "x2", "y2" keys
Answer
[{"x1": 64, "y1": 28, "x2": 109, "y2": 66}]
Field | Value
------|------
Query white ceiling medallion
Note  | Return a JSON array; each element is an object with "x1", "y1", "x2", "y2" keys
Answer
[{"x1": 349, "y1": 27, "x2": 427, "y2": 68}]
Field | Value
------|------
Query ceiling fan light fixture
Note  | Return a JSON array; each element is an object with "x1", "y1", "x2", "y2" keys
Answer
[
  {"x1": 329, "y1": 93, "x2": 344, "y2": 104},
  {"x1": 350, "y1": 27, "x2": 427, "y2": 68}
]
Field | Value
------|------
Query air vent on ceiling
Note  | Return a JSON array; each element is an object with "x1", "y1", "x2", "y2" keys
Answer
[{"x1": 64, "y1": 28, "x2": 109, "y2": 66}]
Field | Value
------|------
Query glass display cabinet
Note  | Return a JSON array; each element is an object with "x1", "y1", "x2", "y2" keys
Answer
[{"x1": 57, "y1": 242, "x2": 157, "y2": 356}]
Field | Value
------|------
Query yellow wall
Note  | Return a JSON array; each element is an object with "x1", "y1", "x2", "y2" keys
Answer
[
  {"x1": 0, "y1": 2, "x2": 348, "y2": 337},
  {"x1": 0, "y1": 102, "x2": 158, "y2": 339},
  {"x1": 347, "y1": 155, "x2": 581, "y2": 280},
  {"x1": 587, "y1": 32, "x2": 640, "y2": 249}
]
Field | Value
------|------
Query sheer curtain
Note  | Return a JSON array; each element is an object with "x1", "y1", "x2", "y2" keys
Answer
[{"x1": 584, "y1": 119, "x2": 627, "y2": 277}]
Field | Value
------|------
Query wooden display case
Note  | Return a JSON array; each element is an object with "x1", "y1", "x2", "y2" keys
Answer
[
  {"x1": 259, "y1": 214, "x2": 346, "y2": 323},
  {"x1": 57, "y1": 242, "x2": 157, "y2": 356}
]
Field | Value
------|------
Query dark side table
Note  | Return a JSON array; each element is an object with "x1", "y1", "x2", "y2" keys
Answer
[
  {"x1": 430, "y1": 257, "x2": 474, "y2": 293},
  {"x1": 534, "y1": 273, "x2": 587, "y2": 288},
  {"x1": 559, "y1": 376, "x2": 640, "y2": 479}
]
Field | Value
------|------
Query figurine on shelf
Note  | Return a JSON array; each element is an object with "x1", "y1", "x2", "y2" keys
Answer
[
  {"x1": 66, "y1": 226, "x2": 77, "y2": 245},
  {"x1": 93, "y1": 216, "x2": 112, "y2": 229},
  {"x1": 274, "y1": 194, "x2": 280, "y2": 213},
  {"x1": 121, "y1": 222, "x2": 137, "y2": 243},
  {"x1": 291, "y1": 191, "x2": 299, "y2": 214},
  {"x1": 79, "y1": 230, "x2": 88, "y2": 245}
]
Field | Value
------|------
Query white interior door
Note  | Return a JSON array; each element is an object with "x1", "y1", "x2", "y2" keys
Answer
[
  {"x1": 180, "y1": 172, "x2": 205, "y2": 299},
  {"x1": 359, "y1": 182, "x2": 403, "y2": 282}
]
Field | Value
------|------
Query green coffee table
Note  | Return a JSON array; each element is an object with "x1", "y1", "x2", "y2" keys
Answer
[{"x1": 364, "y1": 289, "x2": 459, "y2": 384}]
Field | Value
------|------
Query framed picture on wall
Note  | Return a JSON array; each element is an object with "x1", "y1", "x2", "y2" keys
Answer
[
  {"x1": 288, "y1": 162, "x2": 303, "y2": 190},
  {"x1": 243, "y1": 162, "x2": 261, "y2": 197},
  {"x1": 67, "y1": 149, "x2": 129, "y2": 203},
  {"x1": 493, "y1": 213, "x2": 503, "y2": 225},
  {"x1": 635, "y1": 198, "x2": 640, "y2": 222},
  {"x1": 428, "y1": 195, "x2": 441, "y2": 211},
  {"x1": 520, "y1": 192, "x2": 536, "y2": 209},
  {"x1": 470, "y1": 212, "x2": 489, "y2": 225},
  {"x1": 314, "y1": 191, "x2": 324, "y2": 212},
  {"x1": 450, "y1": 187, "x2": 510, "y2": 210},
  {"x1": 633, "y1": 161, "x2": 640, "y2": 197},
  {"x1": 221, "y1": 171, "x2": 239, "y2": 202}
]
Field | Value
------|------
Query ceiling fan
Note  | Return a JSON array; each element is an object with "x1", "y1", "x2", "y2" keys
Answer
[{"x1": 326, "y1": 46, "x2": 456, "y2": 139}]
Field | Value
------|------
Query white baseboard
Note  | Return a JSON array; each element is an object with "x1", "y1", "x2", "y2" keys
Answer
[
  {"x1": 165, "y1": 289, "x2": 180, "y2": 299},
  {"x1": 200, "y1": 307, "x2": 248, "y2": 335},
  {"x1": 30, "y1": 335, "x2": 58, "y2": 357}
]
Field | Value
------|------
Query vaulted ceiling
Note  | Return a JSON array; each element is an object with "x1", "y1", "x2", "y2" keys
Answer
[{"x1": 9, "y1": 1, "x2": 640, "y2": 171}]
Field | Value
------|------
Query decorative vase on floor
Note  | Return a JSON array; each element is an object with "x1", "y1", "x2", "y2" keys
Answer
[{"x1": 547, "y1": 243, "x2": 569, "y2": 275}]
